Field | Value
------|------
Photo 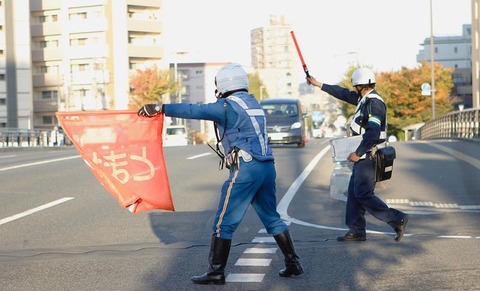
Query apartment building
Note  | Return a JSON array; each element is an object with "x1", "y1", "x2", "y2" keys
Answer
[
  {"x1": 1, "y1": 0, "x2": 165, "y2": 130},
  {"x1": 417, "y1": 24, "x2": 473, "y2": 108},
  {"x1": 0, "y1": 0, "x2": 33, "y2": 129},
  {"x1": 251, "y1": 15, "x2": 299, "y2": 99}
]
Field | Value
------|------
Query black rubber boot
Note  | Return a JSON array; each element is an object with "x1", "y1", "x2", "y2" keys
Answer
[
  {"x1": 273, "y1": 230, "x2": 304, "y2": 277},
  {"x1": 191, "y1": 236, "x2": 231, "y2": 285}
]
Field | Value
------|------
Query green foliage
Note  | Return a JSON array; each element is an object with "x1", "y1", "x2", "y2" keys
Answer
[
  {"x1": 248, "y1": 71, "x2": 268, "y2": 101},
  {"x1": 337, "y1": 63, "x2": 457, "y2": 138},
  {"x1": 129, "y1": 67, "x2": 179, "y2": 109}
]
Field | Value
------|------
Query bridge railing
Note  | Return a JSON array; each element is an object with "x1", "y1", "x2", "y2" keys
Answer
[
  {"x1": 0, "y1": 128, "x2": 69, "y2": 147},
  {"x1": 418, "y1": 108, "x2": 480, "y2": 140}
]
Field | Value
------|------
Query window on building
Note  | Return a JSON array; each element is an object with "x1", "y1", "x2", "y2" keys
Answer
[
  {"x1": 39, "y1": 14, "x2": 58, "y2": 23},
  {"x1": 40, "y1": 39, "x2": 59, "y2": 48},
  {"x1": 71, "y1": 63, "x2": 90, "y2": 72},
  {"x1": 42, "y1": 91, "x2": 58, "y2": 100},
  {"x1": 70, "y1": 38, "x2": 87, "y2": 46},
  {"x1": 0, "y1": 74, "x2": 4, "y2": 80},
  {"x1": 434, "y1": 47, "x2": 438, "y2": 53},
  {"x1": 454, "y1": 47, "x2": 458, "y2": 53},
  {"x1": 0, "y1": 98, "x2": 5, "y2": 105},
  {"x1": 178, "y1": 69, "x2": 189, "y2": 80},
  {"x1": 69, "y1": 12, "x2": 87, "y2": 20},
  {"x1": 42, "y1": 115, "x2": 54, "y2": 125},
  {"x1": 38, "y1": 65, "x2": 59, "y2": 74}
]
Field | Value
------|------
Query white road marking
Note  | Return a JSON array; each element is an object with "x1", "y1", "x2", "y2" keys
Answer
[
  {"x1": 226, "y1": 273, "x2": 265, "y2": 283},
  {"x1": 0, "y1": 155, "x2": 80, "y2": 172},
  {"x1": 235, "y1": 258, "x2": 272, "y2": 266},
  {"x1": 0, "y1": 197, "x2": 75, "y2": 226},
  {"x1": 252, "y1": 237, "x2": 275, "y2": 243},
  {"x1": 186, "y1": 152, "x2": 211, "y2": 160},
  {"x1": 244, "y1": 247, "x2": 277, "y2": 254},
  {"x1": 439, "y1": 235, "x2": 472, "y2": 239}
]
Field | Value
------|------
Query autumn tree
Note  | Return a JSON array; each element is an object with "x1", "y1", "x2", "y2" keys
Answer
[
  {"x1": 376, "y1": 62, "x2": 457, "y2": 137},
  {"x1": 337, "y1": 63, "x2": 457, "y2": 139},
  {"x1": 129, "y1": 67, "x2": 178, "y2": 110},
  {"x1": 248, "y1": 71, "x2": 268, "y2": 101}
]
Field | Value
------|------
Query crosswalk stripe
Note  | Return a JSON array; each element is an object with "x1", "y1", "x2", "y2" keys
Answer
[
  {"x1": 226, "y1": 273, "x2": 265, "y2": 283},
  {"x1": 244, "y1": 247, "x2": 277, "y2": 254},
  {"x1": 235, "y1": 258, "x2": 272, "y2": 266},
  {"x1": 252, "y1": 236, "x2": 275, "y2": 243}
]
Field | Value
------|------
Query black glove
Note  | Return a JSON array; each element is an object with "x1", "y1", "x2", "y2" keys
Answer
[{"x1": 138, "y1": 104, "x2": 162, "y2": 117}]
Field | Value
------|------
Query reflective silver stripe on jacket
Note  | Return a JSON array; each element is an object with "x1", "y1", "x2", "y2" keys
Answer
[{"x1": 227, "y1": 96, "x2": 268, "y2": 156}]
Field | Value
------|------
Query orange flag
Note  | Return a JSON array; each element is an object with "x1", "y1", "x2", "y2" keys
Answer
[{"x1": 56, "y1": 110, "x2": 174, "y2": 214}]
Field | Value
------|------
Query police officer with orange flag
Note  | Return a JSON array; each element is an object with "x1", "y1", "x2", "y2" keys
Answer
[{"x1": 138, "y1": 63, "x2": 303, "y2": 285}]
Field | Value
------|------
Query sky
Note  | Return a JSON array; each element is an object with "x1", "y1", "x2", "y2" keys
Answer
[{"x1": 163, "y1": 0, "x2": 471, "y2": 84}]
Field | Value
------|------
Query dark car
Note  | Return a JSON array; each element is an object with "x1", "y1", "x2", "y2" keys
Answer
[{"x1": 260, "y1": 98, "x2": 306, "y2": 148}]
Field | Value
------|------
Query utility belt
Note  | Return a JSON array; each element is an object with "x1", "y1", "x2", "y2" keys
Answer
[{"x1": 225, "y1": 149, "x2": 253, "y2": 169}]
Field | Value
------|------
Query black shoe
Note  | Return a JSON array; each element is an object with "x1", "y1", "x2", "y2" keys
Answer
[
  {"x1": 191, "y1": 273, "x2": 225, "y2": 285},
  {"x1": 337, "y1": 232, "x2": 366, "y2": 242},
  {"x1": 394, "y1": 214, "x2": 409, "y2": 242}
]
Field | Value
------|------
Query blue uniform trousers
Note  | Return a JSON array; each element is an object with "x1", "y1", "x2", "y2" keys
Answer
[
  {"x1": 346, "y1": 154, "x2": 403, "y2": 236},
  {"x1": 213, "y1": 158, "x2": 288, "y2": 239}
]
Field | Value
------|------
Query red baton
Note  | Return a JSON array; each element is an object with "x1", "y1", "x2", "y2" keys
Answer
[{"x1": 290, "y1": 31, "x2": 310, "y2": 78}]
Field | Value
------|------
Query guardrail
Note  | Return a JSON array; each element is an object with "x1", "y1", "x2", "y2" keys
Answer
[
  {"x1": 418, "y1": 108, "x2": 480, "y2": 140},
  {"x1": 0, "y1": 129, "x2": 69, "y2": 147}
]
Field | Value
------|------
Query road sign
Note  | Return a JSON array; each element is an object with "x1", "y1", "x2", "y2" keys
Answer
[{"x1": 421, "y1": 83, "x2": 431, "y2": 96}]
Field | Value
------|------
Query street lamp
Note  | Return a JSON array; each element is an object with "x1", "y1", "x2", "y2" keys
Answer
[{"x1": 429, "y1": 0, "x2": 436, "y2": 119}]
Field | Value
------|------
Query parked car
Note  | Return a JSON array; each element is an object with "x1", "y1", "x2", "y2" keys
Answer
[
  {"x1": 260, "y1": 98, "x2": 306, "y2": 148},
  {"x1": 164, "y1": 125, "x2": 189, "y2": 146}
]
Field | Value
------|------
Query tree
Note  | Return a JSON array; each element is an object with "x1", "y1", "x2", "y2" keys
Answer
[
  {"x1": 376, "y1": 62, "x2": 457, "y2": 138},
  {"x1": 337, "y1": 63, "x2": 457, "y2": 139},
  {"x1": 129, "y1": 67, "x2": 178, "y2": 109},
  {"x1": 248, "y1": 71, "x2": 268, "y2": 101}
]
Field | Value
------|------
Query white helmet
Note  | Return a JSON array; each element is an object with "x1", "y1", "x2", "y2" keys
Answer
[
  {"x1": 351, "y1": 68, "x2": 376, "y2": 86},
  {"x1": 215, "y1": 63, "x2": 249, "y2": 95}
]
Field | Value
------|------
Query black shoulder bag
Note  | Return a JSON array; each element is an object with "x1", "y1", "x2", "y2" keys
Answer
[{"x1": 364, "y1": 97, "x2": 396, "y2": 182}]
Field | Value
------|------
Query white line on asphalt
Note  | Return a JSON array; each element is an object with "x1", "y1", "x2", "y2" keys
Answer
[
  {"x1": 235, "y1": 258, "x2": 272, "y2": 266},
  {"x1": 0, "y1": 155, "x2": 80, "y2": 172},
  {"x1": 252, "y1": 237, "x2": 276, "y2": 243},
  {"x1": 0, "y1": 197, "x2": 75, "y2": 226},
  {"x1": 186, "y1": 152, "x2": 211, "y2": 160},
  {"x1": 244, "y1": 248, "x2": 277, "y2": 254},
  {"x1": 226, "y1": 273, "x2": 265, "y2": 283},
  {"x1": 439, "y1": 235, "x2": 472, "y2": 239}
]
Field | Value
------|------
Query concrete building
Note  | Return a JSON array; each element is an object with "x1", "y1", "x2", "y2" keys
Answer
[
  {"x1": 1, "y1": 0, "x2": 165, "y2": 130},
  {"x1": 251, "y1": 15, "x2": 299, "y2": 99},
  {"x1": 1, "y1": 0, "x2": 33, "y2": 129},
  {"x1": 417, "y1": 24, "x2": 472, "y2": 108}
]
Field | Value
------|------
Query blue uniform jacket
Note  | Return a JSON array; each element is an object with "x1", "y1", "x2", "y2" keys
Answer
[{"x1": 163, "y1": 92, "x2": 273, "y2": 161}]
